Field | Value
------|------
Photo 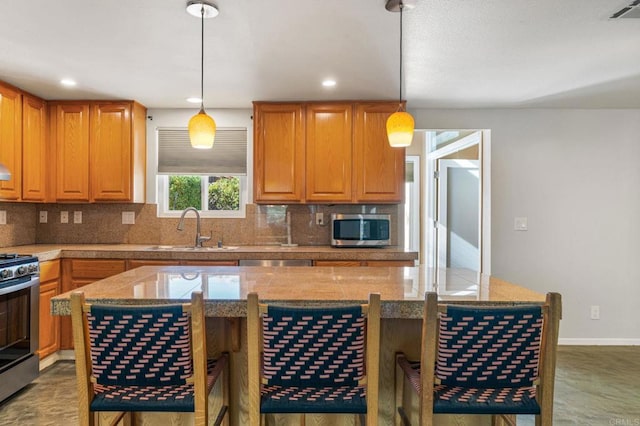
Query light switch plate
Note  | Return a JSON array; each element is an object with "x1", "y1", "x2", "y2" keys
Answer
[
  {"x1": 39, "y1": 211, "x2": 48, "y2": 223},
  {"x1": 73, "y1": 211, "x2": 82, "y2": 224},
  {"x1": 0, "y1": 210, "x2": 6, "y2": 225},
  {"x1": 122, "y1": 211, "x2": 135, "y2": 225},
  {"x1": 61, "y1": 211, "x2": 69, "y2": 224},
  {"x1": 514, "y1": 217, "x2": 528, "y2": 231}
]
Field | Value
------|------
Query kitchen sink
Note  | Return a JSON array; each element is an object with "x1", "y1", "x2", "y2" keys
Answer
[{"x1": 147, "y1": 245, "x2": 239, "y2": 251}]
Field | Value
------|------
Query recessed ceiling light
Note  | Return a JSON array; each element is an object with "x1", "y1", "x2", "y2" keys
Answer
[
  {"x1": 186, "y1": 1, "x2": 219, "y2": 18},
  {"x1": 60, "y1": 78, "x2": 77, "y2": 87},
  {"x1": 322, "y1": 79, "x2": 337, "y2": 88},
  {"x1": 186, "y1": 97, "x2": 202, "y2": 103}
]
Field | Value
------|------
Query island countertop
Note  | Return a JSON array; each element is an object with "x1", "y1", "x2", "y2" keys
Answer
[
  {"x1": 51, "y1": 265, "x2": 545, "y2": 318},
  {"x1": 49, "y1": 264, "x2": 546, "y2": 425}
]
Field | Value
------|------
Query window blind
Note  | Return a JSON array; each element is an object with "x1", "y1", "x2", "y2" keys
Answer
[{"x1": 157, "y1": 127, "x2": 247, "y2": 175}]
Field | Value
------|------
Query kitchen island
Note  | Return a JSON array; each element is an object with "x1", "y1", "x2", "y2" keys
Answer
[{"x1": 52, "y1": 265, "x2": 545, "y2": 426}]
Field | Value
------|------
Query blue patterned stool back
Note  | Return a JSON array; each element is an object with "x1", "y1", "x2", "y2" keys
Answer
[
  {"x1": 87, "y1": 304, "x2": 192, "y2": 386},
  {"x1": 436, "y1": 305, "x2": 543, "y2": 388},
  {"x1": 262, "y1": 305, "x2": 366, "y2": 388}
]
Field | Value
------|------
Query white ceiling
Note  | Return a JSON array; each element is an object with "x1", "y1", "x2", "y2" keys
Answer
[{"x1": 1, "y1": 0, "x2": 639, "y2": 109}]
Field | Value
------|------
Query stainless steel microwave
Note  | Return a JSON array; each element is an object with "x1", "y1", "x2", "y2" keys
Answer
[{"x1": 330, "y1": 214, "x2": 391, "y2": 247}]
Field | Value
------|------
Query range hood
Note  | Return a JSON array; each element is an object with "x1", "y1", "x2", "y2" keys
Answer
[{"x1": 0, "y1": 162, "x2": 10, "y2": 181}]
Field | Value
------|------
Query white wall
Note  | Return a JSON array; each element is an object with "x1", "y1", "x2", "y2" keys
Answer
[
  {"x1": 145, "y1": 108, "x2": 254, "y2": 204},
  {"x1": 412, "y1": 108, "x2": 640, "y2": 343}
]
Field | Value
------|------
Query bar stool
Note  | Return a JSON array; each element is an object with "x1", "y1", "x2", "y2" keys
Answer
[
  {"x1": 395, "y1": 292, "x2": 561, "y2": 425},
  {"x1": 247, "y1": 292, "x2": 381, "y2": 426},
  {"x1": 70, "y1": 291, "x2": 229, "y2": 426}
]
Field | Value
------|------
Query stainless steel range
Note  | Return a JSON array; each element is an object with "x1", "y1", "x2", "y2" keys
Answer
[{"x1": 0, "y1": 254, "x2": 39, "y2": 403}]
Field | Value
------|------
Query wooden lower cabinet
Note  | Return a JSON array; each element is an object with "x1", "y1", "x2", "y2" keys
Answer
[
  {"x1": 126, "y1": 259, "x2": 177, "y2": 269},
  {"x1": 314, "y1": 260, "x2": 414, "y2": 267},
  {"x1": 365, "y1": 260, "x2": 415, "y2": 267},
  {"x1": 59, "y1": 259, "x2": 126, "y2": 349},
  {"x1": 38, "y1": 260, "x2": 61, "y2": 359},
  {"x1": 181, "y1": 260, "x2": 238, "y2": 266}
]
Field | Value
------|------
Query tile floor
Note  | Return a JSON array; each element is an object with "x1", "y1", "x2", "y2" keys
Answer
[{"x1": 0, "y1": 346, "x2": 638, "y2": 425}]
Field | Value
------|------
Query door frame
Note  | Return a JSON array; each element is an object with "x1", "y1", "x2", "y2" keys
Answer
[{"x1": 424, "y1": 130, "x2": 491, "y2": 284}]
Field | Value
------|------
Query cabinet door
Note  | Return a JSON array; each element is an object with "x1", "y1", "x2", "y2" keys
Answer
[
  {"x1": 22, "y1": 94, "x2": 49, "y2": 202},
  {"x1": 90, "y1": 102, "x2": 132, "y2": 201},
  {"x1": 59, "y1": 278, "x2": 94, "y2": 350},
  {"x1": 0, "y1": 83, "x2": 22, "y2": 200},
  {"x1": 39, "y1": 280, "x2": 60, "y2": 359},
  {"x1": 52, "y1": 103, "x2": 90, "y2": 201},
  {"x1": 305, "y1": 103, "x2": 353, "y2": 203},
  {"x1": 353, "y1": 103, "x2": 405, "y2": 203},
  {"x1": 253, "y1": 103, "x2": 305, "y2": 203},
  {"x1": 38, "y1": 260, "x2": 61, "y2": 358}
]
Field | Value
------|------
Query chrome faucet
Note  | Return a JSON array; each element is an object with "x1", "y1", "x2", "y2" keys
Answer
[{"x1": 177, "y1": 207, "x2": 211, "y2": 248}]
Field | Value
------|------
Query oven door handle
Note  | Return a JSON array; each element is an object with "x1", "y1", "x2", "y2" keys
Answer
[{"x1": 0, "y1": 276, "x2": 36, "y2": 296}]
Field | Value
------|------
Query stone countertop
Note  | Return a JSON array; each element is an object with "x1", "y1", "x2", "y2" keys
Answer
[
  {"x1": 2, "y1": 244, "x2": 418, "y2": 262},
  {"x1": 51, "y1": 265, "x2": 545, "y2": 319}
]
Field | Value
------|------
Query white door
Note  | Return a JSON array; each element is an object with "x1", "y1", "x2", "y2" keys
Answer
[{"x1": 436, "y1": 160, "x2": 480, "y2": 285}]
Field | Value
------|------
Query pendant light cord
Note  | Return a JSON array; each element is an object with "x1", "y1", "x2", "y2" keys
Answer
[
  {"x1": 200, "y1": 3, "x2": 205, "y2": 112},
  {"x1": 399, "y1": 2, "x2": 404, "y2": 111}
]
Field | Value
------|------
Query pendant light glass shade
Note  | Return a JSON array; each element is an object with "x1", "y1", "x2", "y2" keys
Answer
[
  {"x1": 188, "y1": 1, "x2": 217, "y2": 149},
  {"x1": 386, "y1": 0, "x2": 414, "y2": 148},
  {"x1": 386, "y1": 110, "x2": 414, "y2": 147},
  {"x1": 189, "y1": 108, "x2": 216, "y2": 149}
]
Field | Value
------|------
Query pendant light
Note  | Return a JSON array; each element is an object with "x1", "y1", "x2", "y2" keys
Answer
[
  {"x1": 386, "y1": 0, "x2": 414, "y2": 148},
  {"x1": 187, "y1": 1, "x2": 218, "y2": 149}
]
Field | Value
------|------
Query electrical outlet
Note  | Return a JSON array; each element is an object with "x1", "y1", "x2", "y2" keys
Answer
[
  {"x1": 316, "y1": 212, "x2": 324, "y2": 225},
  {"x1": 73, "y1": 211, "x2": 82, "y2": 224},
  {"x1": 122, "y1": 211, "x2": 135, "y2": 225},
  {"x1": 0, "y1": 210, "x2": 6, "y2": 225},
  {"x1": 590, "y1": 305, "x2": 600, "y2": 320},
  {"x1": 514, "y1": 217, "x2": 528, "y2": 231},
  {"x1": 39, "y1": 211, "x2": 48, "y2": 223},
  {"x1": 60, "y1": 211, "x2": 69, "y2": 223}
]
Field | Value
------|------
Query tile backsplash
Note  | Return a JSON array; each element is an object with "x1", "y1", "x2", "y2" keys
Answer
[
  {"x1": 0, "y1": 203, "x2": 37, "y2": 247},
  {"x1": 0, "y1": 202, "x2": 401, "y2": 248}
]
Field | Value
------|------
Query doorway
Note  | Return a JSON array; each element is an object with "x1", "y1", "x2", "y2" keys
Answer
[{"x1": 422, "y1": 130, "x2": 491, "y2": 293}]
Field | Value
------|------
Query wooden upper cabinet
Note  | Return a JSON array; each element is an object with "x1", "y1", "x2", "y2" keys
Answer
[
  {"x1": 51, "y1": 102, "x2": 90, "y2": 201},
  {"x1": 305, "y1": 103, "x2": 353, "y2": 203},
  {"x1": 254, "y1": 101, "x2": 404, "y2": 204},
  {"x1": 0, "y1": 83, "x2": 22, "y2": 200},
  {"x1": 50, "y1": 100, "x2": 146, "y2": 203},
  {"x1": 353, "y1": 102, "x2": 405, "y2": 203},
  {"x1": 22, "y1": 94, "x2": 50, "y2": 202},
  {"x1": 253, "y1": 102, "x2": 305, "y2": 203},
  {"x1": 90, "y1": 102, "x2": 135, "y2": 201}
]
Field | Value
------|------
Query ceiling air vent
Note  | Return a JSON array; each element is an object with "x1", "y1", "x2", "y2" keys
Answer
[{"x1": 610, "y1": 0, "x2": 640, "y2": 19}]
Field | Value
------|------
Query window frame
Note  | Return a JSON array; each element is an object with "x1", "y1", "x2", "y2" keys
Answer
[{"x1": 157, "y1": 174, "x2": 248, "y2": 218}]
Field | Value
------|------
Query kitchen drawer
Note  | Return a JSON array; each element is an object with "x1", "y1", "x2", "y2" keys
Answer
[
  {"x1": 69, "y1": 259, "x2": 126, "y2": 279},
  {"x1": 39, "y1": 260, "x2": 60, "y2": 282}
]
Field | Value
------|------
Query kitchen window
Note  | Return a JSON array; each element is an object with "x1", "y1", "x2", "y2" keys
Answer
[{"x1": 156, "y1": 127, "x2": 248, "y2": 218}]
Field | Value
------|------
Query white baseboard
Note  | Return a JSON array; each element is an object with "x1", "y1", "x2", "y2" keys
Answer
[
  {"x1": 39, "y1": 350, "x2": 75, "y2": 371},
  {"x1": 559, "y1": 338, "x2": 640, "y2": 346}
]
